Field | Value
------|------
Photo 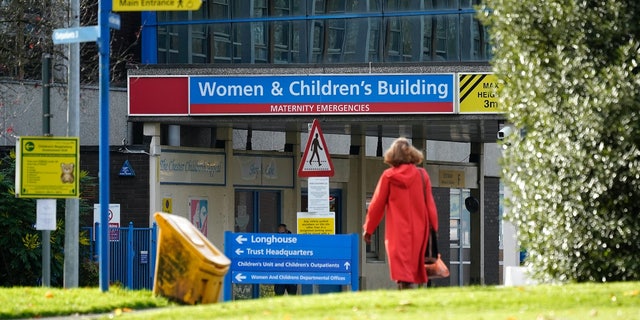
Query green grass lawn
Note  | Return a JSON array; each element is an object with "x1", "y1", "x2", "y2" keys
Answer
[{"x1": 1, "y1": 282, "x2": 639, "y2": 319}]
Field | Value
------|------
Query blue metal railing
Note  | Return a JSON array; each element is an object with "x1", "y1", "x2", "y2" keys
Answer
[{"x1": 82, "y1": 222, "x2": 157, "y2": 290}]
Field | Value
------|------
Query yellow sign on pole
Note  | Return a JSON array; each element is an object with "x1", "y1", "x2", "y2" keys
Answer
[
  {"x1": 15, "y1": 136, "x2": 80, "y2": 198},
  {"x1": 297, "y1": 212, "x2": 335, "y2": 235},
  {"x1": 113, "y1": 0, "x2": 202, "y2": 12},
  {"x1": 459, "y1": 73, "x2": 501, "y2": 113}
]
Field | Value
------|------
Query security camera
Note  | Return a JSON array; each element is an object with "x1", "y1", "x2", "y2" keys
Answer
[{"x1": 497, "y1": 126, "x2": 513, "y2": 140}]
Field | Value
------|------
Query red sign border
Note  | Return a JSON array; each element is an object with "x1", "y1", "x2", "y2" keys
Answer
[{"x1": 298, "y1": 119, "x2": 335, "y2": 177}]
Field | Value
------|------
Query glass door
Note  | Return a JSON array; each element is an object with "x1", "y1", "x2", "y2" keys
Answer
[
  {"x1": 449, "y1": 188, "x2": 471, "y2": 286},
  {"x1": 232, "y1": 189, "x2": 281, "y2": 300}
]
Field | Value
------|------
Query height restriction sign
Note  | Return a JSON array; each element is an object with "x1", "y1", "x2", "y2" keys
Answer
[{"x1": 298, "y1": 119, "x2": 334, "y2": 177}]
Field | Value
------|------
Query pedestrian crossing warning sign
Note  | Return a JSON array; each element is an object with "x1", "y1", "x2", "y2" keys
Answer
[{"x1": 298, "y1": 119, "x2": 334, "y2": 177}]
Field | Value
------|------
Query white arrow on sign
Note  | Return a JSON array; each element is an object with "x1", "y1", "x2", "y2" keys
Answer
[
  {"x1": 344, "y1": 261, "x2": 351, "y2": 270},
  {"x1": 235, "y1": 235, "x2": 247, "y2": 244},
  {"x1": 235, "y1": 248, "x2": 244, "y2": 255},
  {"x1": 235, "y1": 273, "x2": 246, "y2": 282}
]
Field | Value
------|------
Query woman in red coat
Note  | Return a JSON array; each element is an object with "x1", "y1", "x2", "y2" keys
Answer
[{"x1": 363, "y1": 137, "x2": 439, "y2": 289}]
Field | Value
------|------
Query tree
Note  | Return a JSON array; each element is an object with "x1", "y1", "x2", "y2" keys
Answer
[
  {"x1": 0, "y1": 0, "x2": 65, "y2": 80},
  {"x1": 480, "y1": 0, "x2": 640, "y2": 282},
  {"x1": 0, "y1": 0, "x2": 139, "y2": 84}
]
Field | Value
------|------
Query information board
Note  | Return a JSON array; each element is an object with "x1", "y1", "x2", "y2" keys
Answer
[
  {"x1": 15, "y1": 136, "x2": 79, "y2": 198},
  {"x1": 223, "y1": 232, "x2": 358, "y2": 300}
]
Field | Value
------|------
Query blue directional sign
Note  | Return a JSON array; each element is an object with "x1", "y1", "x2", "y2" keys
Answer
[
  {"x1": 108, "y1": 13, "x2": 121, "y2": 30},
  {"x1": 231, "y1": 271, "x2": 351, "y2": 285},
  {"x1": 232, "y1": 258, "x2": 351, "y2": 272},
  {"x1": 223, "y1": 232, "x2": 359, "y2": 301},
  {"x1": 52, "y1": 26, "x2": 99, "y2": 44}
]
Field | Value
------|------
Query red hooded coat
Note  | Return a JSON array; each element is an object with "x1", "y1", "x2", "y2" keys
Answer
[{"x1": 363, "y1": 164, "x2": 439, "y2": 284}]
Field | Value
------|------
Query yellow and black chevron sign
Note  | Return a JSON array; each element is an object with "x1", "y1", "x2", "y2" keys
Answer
[{"x1": 459, "y1": 73, "x2": 500, "y2": 113}]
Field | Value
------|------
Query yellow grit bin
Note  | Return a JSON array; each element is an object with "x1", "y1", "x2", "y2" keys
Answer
[{"x1": 153, "y1": 212, "x2": 230, "y2": 304}]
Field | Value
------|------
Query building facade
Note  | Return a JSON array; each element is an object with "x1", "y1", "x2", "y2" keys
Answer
[
  {"x1": 0, "y1": 0, "x2": 513, "y2": 299},
  {"x1": 125, "y1": 0, "x2": 509, "y2": 299}
]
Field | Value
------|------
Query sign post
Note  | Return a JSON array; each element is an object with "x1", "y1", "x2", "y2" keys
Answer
[{"x1": 97, "y1": 0, "x2": 112, "y2": 292}]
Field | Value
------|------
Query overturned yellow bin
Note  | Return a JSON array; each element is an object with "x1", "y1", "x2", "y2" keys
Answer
[{"x1": 153, "y1": 212, "x2": 230, "y2": 304}]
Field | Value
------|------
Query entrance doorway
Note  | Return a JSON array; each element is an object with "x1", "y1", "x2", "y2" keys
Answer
[
  {"x1": 233, "y1": 189, "x2": 281, "y2": 299},
  {"x1": 449, "y1": 188, "x2": 471, "y2": 286}
]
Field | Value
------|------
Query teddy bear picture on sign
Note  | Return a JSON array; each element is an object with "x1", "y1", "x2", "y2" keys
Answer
[{"x1": 60, "y1": 163, "x2": 75, "y2": 184}]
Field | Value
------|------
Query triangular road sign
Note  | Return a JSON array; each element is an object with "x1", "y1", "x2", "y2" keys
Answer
[
  {"x1": 298, "y1": 119, "x2": 334, "y2": 177},
  {"x1": 119, "y1": 159, "x2": 135, "y2": 176}
]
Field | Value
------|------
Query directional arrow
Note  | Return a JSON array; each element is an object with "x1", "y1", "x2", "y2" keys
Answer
[
  {"x1": 235, "y1": 234, "x2": 247, "y2": 244},
  {"x1": 344, "y1": 261, "x2": 351, "y2": 270},
  {"x1": 235, "y1": 248, "x2": 244, "y2": 255},
  {"x1": 235, "y1": 273, "x2": 246, "y2": 282}
]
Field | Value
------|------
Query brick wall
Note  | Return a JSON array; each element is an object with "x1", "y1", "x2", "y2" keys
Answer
[{"x1": 80, "y1": 147, "x2": 150, "y2": 227}]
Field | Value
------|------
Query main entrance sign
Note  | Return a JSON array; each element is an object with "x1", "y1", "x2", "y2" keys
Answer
[{"x1": 113, "y1": 0, "x2": 202, "y2": 11}]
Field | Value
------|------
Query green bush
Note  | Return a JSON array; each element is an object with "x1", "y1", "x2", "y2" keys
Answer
[
  {"x1": 480, "y1": 0, "x2": 640, "y2": 282},
  {"x1": 0, "y1": 150, "x2": 96, "y2": 286}
]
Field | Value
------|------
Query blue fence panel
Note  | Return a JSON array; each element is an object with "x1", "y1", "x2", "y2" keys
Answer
[
  {"x1": 130, "y1": 223, "x2": 155, "y2": 289},
  {"x1": 84, "y1": 223, "x2": 157, "y2": 290},
  {"x1": 109, "y1": 226, "x2": 128, "y2": 286}
]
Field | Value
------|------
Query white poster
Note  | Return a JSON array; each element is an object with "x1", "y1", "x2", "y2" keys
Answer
[
  {"x1": 93, "y1": 204, "x2": 121, "y2": 241},
  {"x1": 36, "y1": 199, "x2": 56, "y2": 230},
  {"x1": 307, "y1": 176, "x2": 330, "y2": 213}
]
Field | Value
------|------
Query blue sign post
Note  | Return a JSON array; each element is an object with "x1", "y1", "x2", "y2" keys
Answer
[
  {"x1": 97, "y1": 0, "x2": 112, "y2": 292},
  {"x1": 52, "y1": 0, "x2": 113, "y2": 292},
  {"x1": 223, "y1": 232, "x2": 359, "y2": 301}
]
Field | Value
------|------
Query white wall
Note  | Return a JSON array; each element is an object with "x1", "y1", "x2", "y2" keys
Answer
[{"x1": 0, "y1": 81, "x2": 128, "y2": 146}]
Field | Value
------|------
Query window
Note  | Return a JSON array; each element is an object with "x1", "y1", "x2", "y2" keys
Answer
[
  {"x1": 233, "y1": 189, "x2": 281, "y2": 300},
  {"x1": 450, "y1": 188, "x2": 471, "y2": 286},
  {"x1": 153, "y1": 0, "x2": 492, "y2": 64}
]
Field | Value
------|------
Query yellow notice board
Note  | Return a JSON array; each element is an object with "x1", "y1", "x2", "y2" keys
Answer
[
  {"x1": 15, "y1": 136, "x2": 79, "y2": 198},
  {"x1": 113, "y1": 0, "x2": 202, "y2": 12},
  {"x1": 459, "y1": 73, "x2": 501, "y2": 113},
  {"x1": 297, "y1": 212, "x2": 335, "y2": 235}
]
